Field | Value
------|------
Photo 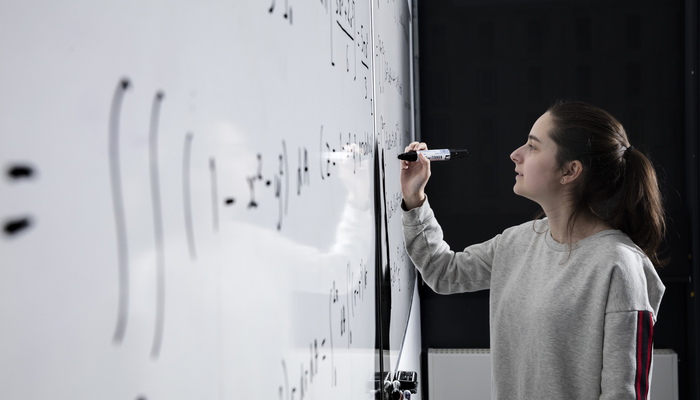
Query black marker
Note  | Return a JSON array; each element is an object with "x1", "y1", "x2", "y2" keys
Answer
[{"x1": 397, "y1": 148, "x2": 469, "y2": 161}]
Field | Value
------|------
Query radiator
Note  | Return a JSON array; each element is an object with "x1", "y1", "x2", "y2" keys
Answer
[
  {"x1": 428, "y1": 349, "x2": 492, "y2": 399},
  {"x1": 427, "y1": 348, "x2": 678, "y2": 400}
]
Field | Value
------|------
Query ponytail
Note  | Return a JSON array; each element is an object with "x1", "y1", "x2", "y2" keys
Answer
[{"x1": 612, "y1": 147, "x2": 667, "y2": 266}]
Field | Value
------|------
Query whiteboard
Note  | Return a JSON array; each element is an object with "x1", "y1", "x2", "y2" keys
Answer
[
  {"x1": 372, "y1": 0, "x2": 417, "y2": 371},
  {"x1": 0, "y1": 0, "x2": 415, "y2": 399}
]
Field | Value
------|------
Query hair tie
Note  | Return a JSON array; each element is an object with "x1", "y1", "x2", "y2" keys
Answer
[{"x1": 625, "y1": 145, "x2": 635, "y2": 155}]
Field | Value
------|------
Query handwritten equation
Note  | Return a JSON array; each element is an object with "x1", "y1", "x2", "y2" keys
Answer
[
  {"x1": 223, "y1": 126, "x2": 372, "y2": 233},
  {"x1": 279, "y1": 258, "x2": 369, "y2": 399},
  {"x1": 375, "y1": 35, "x2": 404, "y2": 98},
  {"x1": 269, "y1": 0, "x2": 373, "y2": 114},
  {"x1": 103, "y1": 77, "x2": 377, "y2": 363},
  {"x1": 378, "y1": 115, "x2": 400, "y2": 154},
  {"x1": 390, "y1": 244, "x2": 407, "y2": 291}
]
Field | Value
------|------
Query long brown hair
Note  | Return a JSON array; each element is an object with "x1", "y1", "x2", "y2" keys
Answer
[{"x1": 546, "y1": 100, "x2": 667, "y2": 266}]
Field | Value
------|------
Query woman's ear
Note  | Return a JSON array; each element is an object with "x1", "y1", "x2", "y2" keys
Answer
[{"x1": 561, "y1": 160, "x2": 583, "y2": 184}]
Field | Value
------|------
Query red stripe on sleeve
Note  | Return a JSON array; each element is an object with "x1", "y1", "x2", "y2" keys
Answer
[
  {"x1": 635, "y1": 311, "x2": 653, "y2": 400},
  {"x1": 646, "y1": 311, "x2": 653, "y2": 384},
  {"x1": 636, "y1": 312, "x2": 643, "y2": 400}
]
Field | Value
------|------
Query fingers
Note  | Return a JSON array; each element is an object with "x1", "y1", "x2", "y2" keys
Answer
[
  {"x1": 404, "y1": 142, "x2": 428, "y2": 152},
  {"x1": 402, "y1": 142, "x2": 428, "y2": 169},
  {"x1": 417, "y1": 151, "x2": 430, "y2": 167}
]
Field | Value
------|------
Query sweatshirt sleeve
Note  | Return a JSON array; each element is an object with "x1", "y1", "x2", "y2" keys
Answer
[
  {"x1": 600, "y1": 256, "x2": 664, "y2": 400},
  {"x1": 600, "y1": 310, "x2": 655, "y2": 399},
  {"x1": 401, "y1": 196, "x2": 495, "y2": 294}
]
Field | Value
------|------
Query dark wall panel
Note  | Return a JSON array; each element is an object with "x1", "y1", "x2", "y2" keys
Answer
[{"x1": 417, "y1": 0, "x2": 692, "y2": 398}]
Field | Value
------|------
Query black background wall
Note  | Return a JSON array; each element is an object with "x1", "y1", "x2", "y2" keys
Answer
[{"x1": 415, "y1": 0, "x2": 699, "y2": 398}]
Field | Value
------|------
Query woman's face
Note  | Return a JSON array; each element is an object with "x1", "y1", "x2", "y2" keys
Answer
[{"x1": 510, "y1": 112, "x2": 564, "y2": 206}]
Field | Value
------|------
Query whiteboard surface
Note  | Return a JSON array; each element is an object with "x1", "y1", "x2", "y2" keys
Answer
[{"x1": 0, "y1": 0, "x2": 415, "y2": 399}]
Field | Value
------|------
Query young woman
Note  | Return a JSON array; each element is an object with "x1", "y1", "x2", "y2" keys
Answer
[{"x1": 400, "y1": 101, "x2": 666, "y2": 399}]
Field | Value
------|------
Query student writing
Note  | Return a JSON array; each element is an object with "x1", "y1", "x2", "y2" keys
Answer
[{"x1": 400, "y1": 101, "x2": 666, "y2": 399}]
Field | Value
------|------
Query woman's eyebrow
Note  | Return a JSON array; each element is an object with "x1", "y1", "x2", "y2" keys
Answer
[{"x1": 528, "y1": 134, "x2": 541, "y2": 143}]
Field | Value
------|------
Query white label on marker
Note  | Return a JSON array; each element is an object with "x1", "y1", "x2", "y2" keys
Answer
[{"x1": 419, "y1": 149, "x2": 451, "y2": 160}]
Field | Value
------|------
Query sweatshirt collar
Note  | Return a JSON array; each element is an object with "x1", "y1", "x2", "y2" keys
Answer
[{"x1": 541, "y1": 219, "x2": 622, "y2": 252}]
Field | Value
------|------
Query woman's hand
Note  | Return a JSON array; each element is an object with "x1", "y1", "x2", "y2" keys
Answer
[{"x1": 400, "y1": 142, "x2": 431, "y2": 209}]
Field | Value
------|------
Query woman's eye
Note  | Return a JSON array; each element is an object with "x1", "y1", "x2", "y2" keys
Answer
[{"x1": 528, "y1": 144, "x2": 535, "y2": 150}]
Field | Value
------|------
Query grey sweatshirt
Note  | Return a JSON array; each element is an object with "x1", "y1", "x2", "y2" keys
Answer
[{"x1": 402, "y1": 197, "x2": 665, "y2": 399}]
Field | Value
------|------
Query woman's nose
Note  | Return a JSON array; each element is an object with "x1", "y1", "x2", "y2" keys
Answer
[{"x1": 510, "y1": 147, "x2": 521, "y2": 163}]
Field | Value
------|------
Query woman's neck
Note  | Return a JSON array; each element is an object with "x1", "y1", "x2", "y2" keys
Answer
[{"x1": 545, "y1": 206, "x2": 612, "y2": 244}]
